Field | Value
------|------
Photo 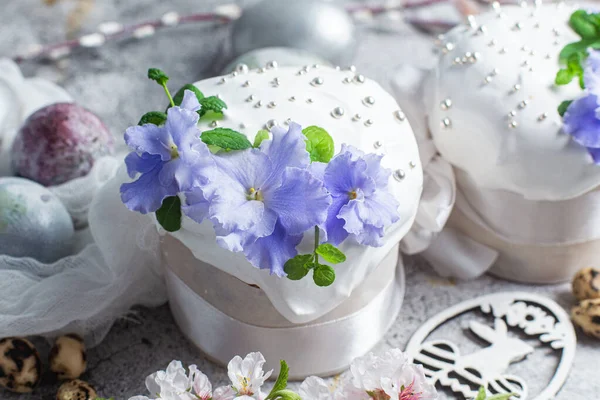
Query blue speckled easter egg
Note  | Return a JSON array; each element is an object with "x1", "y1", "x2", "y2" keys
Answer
[{"x1": 0, "y1": 177, "x2": 74, "y2": 263}]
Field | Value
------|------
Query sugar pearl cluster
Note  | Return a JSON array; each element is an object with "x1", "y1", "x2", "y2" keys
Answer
[{"x1": 196, "y1": 62, "x2": 420, "y2": 186}]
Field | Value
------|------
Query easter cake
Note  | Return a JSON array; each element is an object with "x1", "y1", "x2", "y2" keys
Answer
[
  {"x1": 402, "y1": 3, "x2": 600, "y2": 283},
  {"x1": 119, "y1": 63, "x2": 422, "y2": 376}
]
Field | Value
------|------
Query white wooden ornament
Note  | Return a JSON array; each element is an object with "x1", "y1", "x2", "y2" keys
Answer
[{"x1": 405, "y1": 292, "x2": 576, "y2": 400}]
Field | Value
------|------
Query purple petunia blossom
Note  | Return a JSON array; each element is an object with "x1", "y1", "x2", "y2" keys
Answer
[
  {"x1": 563, "y1": 50, "x2": 600, "y2": 163},
  {"x1": 183, "y1": 122, "x2": 331, "y2": 276},
  {"x1": 121, "y1": 91, "x2": 214, "y2": 213},
  {"x1": 311, "y1": 144, "x2": 400, "y2": 247}
]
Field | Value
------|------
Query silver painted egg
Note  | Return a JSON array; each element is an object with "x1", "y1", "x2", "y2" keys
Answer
[
  {"x1": 231, "y1": 0, "x2": 356, "y2": 66},
  {"x1": 0, "y1": 177, "x2": 74, "y2": 263},
  {"x1": 222, "y1": 47, "x2": 331, "y2": 74}
]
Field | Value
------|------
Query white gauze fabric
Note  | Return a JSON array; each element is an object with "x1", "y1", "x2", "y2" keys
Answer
[{"x1": 0, "y1": 59, "x2": 166, "y2": 346}]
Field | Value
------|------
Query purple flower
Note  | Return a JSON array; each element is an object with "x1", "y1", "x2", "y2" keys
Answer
[
  {"x1": 564, "y1": 51, "x2": 600, "y2": 164},
  {"x1": 311, "y1": 145, "x2": 400, "y2": 247},
  {"x1": 121, "y1": 91, "x2": 213, "y2": 213},
  {"x1": 184, "y1": 122, "x2": 331, "y2": 276}
]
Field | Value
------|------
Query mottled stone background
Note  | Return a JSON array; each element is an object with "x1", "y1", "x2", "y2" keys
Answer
[{"x1": 0, "y1": 0, "x2": 597, "y2": 399}]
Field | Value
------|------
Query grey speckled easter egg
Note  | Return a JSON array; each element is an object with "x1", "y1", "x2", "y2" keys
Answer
[
  {"x1": 231, "y1": 0, "x2": 356, "y2": 66},
  {"x1": 0, "y1": 177, "x2": 74, "y2": 263}
]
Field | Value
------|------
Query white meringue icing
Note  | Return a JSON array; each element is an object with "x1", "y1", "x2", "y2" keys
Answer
[
  {"x1": 425, "y1": 3, "x2": 600, "y2": 201},
  {"x1": 169, "y1": 65, "x2": 423, "y2": 323}
]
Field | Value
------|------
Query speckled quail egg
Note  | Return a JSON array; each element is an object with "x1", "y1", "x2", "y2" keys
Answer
[
  {"x1": 572, "y1": 298, "x2": 600, "y2": 339},
  {"x1": 49, "y1": 334, "x2": 87, "y2": 380},
  {"x1": 0, "y1": 337, "x2": 42, "y2": 393},
  {"x1": 572, "y1": 267, "x2": 600, "y2": 301},
  {"x1": 0, "y1": 177, "x2": 74, "y2": 262},
  {"x1": 56, "y1": 379, "x2": 97, "y2": 400}
]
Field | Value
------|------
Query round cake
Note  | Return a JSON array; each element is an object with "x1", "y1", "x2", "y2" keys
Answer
[
  {"x1": 420, "y1": 3, "x2": 600, "y2": 283},
  {"x1": 168, "y1": 64, "x2": 423, "y2": 323},
  {"x1": 426, "y1": 2, "x2": 592, "y2": 201}
]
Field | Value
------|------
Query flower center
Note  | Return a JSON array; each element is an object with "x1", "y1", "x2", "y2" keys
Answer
[
  {"x1": 247, "y1": 187, "x2": 264, "y2": 201},
  {"x1": 399, "y1": 381, "x2": 420, "y2": 400},
  {"x1": 169, "y1": 143, "x2": 179, "y2": 159},
  {"x1": 348, "y1": 190, "x2": 358, "y2": 200},
  {"x1": 238, "y1": 376, "x2": 253, "y2": 395}
]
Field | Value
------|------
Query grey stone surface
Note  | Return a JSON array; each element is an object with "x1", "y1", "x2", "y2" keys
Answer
[{"x1": 0, "y1": 0, "x2": 598, "y2": 399}]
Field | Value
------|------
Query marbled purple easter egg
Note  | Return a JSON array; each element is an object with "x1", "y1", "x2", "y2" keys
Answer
[{"x1": 11, "y1": 103, "x2": 114, "y2": 186}]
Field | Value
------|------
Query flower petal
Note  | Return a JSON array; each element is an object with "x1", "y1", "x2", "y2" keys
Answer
[
  {"x1": 213, "y1": 386, "x2": 236, "y2": 400},
  {"x1": 124, "y1": 152, "x2": 162, "y2": 178},
  {"x1": 180, "y1": 89, "x2": 201, "y2": 112},
  {"x1": 265, "y1": 167, "x2": 331, "y2": 235},
  {"x1": 244, "y1": 221, "x2": 303, "y2": 276},
  {"x1": 260, "y1": 122, "x2": 310, "y2": 180},
  {"x1": 324, "y1": 151, "x2": 375, "y2": 196},
  {"x1": 124, "y1": 123, "x2": 171, "y2": 160},
  {"x1": 338, "y1": 199, "x2": 386, "y2": 247},
  {"x1": 356, "y1": 190, "x2": 400, "y2": 229},
  {"x1": 183, "y1": 187, "x2": 212, "y2": 223},
  {"x1": 166, "y1": 106, "x2": 200, "y2": 148},
  {"x1": 323, "y1": 195, "x2": 350, "y2": 246},
  {"x1": 563, "y1": 94, "x2": 600, "y2": 147},
  {"x1": 120, "y1": 162, "x2": 178, "y2": 214}
]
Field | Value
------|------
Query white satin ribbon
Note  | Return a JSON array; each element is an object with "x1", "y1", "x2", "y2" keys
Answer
[{"x1": 164, "y1": 240, "x2": 405, "y2": 379}]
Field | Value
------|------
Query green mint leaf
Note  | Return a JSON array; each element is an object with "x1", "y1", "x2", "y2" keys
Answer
[
  {"x1": 555, "y1": 68, "x2": 575, "y2": 86},
  {"x1": 567, "y1": 53, "x2": 585, "y2": 88},
  {"x1": 267, "y1": 390, "x2": 302, "y2": 400},
  {"x1": 201, "y1": 128, "x2": 252, "y2": 151},
  {"x1": 253, "y1": 130, "x2": 270, "y2": 148},
  {"x1": 156, "y1": 196, "x2": 182, "y2": 232},
  {"x1": 284, "y1": 254, "x2": 313, "y2": 280},
  {"x1": 138, "y1": 111, "x2": 167, "y2": 126},
  {"x1": 474, "y1": 387, "x2": 487, "y2": 400},
  {"x1": 559, "y1": 39, "x2": 596, "y2": 63},
  {"x1": 266, "y1": 360, "x2": 290, "y2": 399},
  {"x1": 302, "y1": 126, "x2": 335, "y2": 163},
  {"x1": 172, "y1": 84, "x2": 204, "y2": 108},
  {"x1": 558, "y1": 100, "x2": 573, "y2": 117},
  {"x1": 199, "y1": 96, "x2": 228, "y2": 117},
  {"x1": 148, "y1": 68, "x2": 169, "y2": 85},
  {"x1": 313, "y1": 264, "x2": 336, "y2": 287},
  {"x1": 486, "y1": 394, "x2": 518, "y2": 400},
  {"x1": 569, "y1": 10, "x2": 599, "y2": 39},
  {"x1": 315, "y1": 244, "x2": 346, "y2": 264}
]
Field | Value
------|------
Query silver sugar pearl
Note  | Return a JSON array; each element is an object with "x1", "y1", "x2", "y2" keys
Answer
[
  {"x1": 409, "y1": 161, "x2": 417, "y2": 169},
  {"x1": 500, "y1": 47, "x2": 508, "y2": 54},
  {"x1": 288, "y1": 96, "x2": 296, "y2": 102},
  {"x1": 509, "y1": 110, "x2": 517, "y2": 117},
  {"x1": 364, "y1": 119, "x2": 374, "y2": 127},
  {"x1": 266, "y1": 60, "x2": 278, "y2": 69},
  {"x1": 311, "y1": 77, "x2": 324, "y2": 86},
  {"x1": 255, "y1": 100, "x2": 263, "y2": 108},
  {"x1": 509, "y1": 120, "x2": 518, "y2": 128},
  {"x1": 441, "y1": 118, "x2": 452, "y2": 128},
  {"x1": 393, "y1": 169, "x2": 406, "y2": 181},
  {"x1": 374, "y1": 141, "x2": 383, "y2": 149},
  {"x1": 354, "y1": 74, "x2": 366, "y2": 84},
  {"x1": 266, "y1": 119, "x2": 278, "y2": 129},
  {"x1": 268, "y1": 101, "x2": 277, "y2": 108},
  {"x1": 210, "y1": 121, "x2": 219, "y2": 128},
  {"x1": 353, "y1": 113, "x2": 362, "y2": 121},
  {"x1": 331, "y1": 107, "x2": 345, "y2": 119},
  {"x1": 513, "y1": 84, "x2": 521, "y2": 92},
  {"x1": 443, "y1": 42, "x2": 455, "y2": 53},
  {"x1": 242, "y1": 80, "x2": 251, "y2": 87},
  {"x1": 239, "y1": 123, "x2": 246, "y2": 129},
  {"x1": 219, "y1": 77, "x2": 227, "y2": 84},
  {"x1": 518, "y1": 100, "x2": 529, "y2": 109},
  {"x1": 363, "y1": 96, "x2": 376, "y2": 107},
  {"x1": 513, "y1": 22, "x2": 522, "y2": 30},
  {"x1": 348, "y1": 65, "x2": 357, "y2": 72},
  {"x1": 440, "y1": 99, "x2": 452, "y2": 110},
  {"x1": 307, "y1": 98, "x2": 314, "y2": 104},
  {"x1": 343, "y1": 77, "x2": 352, "y2": 84},
  {"x1": 484, "y1": 76, "x2": 493, "y2": 84},
  {"x1": 231, "y1": 71, "x2": 239, "y2": 77},
  {"x1": 235, "y1": 63, "x2": 249, "y2": 74},
  {"x1": 246, "y1": 95, "x2": 255, "y2": 102},
  {"x1": 394, "y1": 110, "x2": 406, "y2": 122},
  {"x1": 476, "y1": 25, "x2": 487, "y2": 35},
  {"x1": 488, "y1": 39, "x2": 497, "y2": 47},
  {"x1": 538, "y1": 112, "x2": 548, "y2": 121}
]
